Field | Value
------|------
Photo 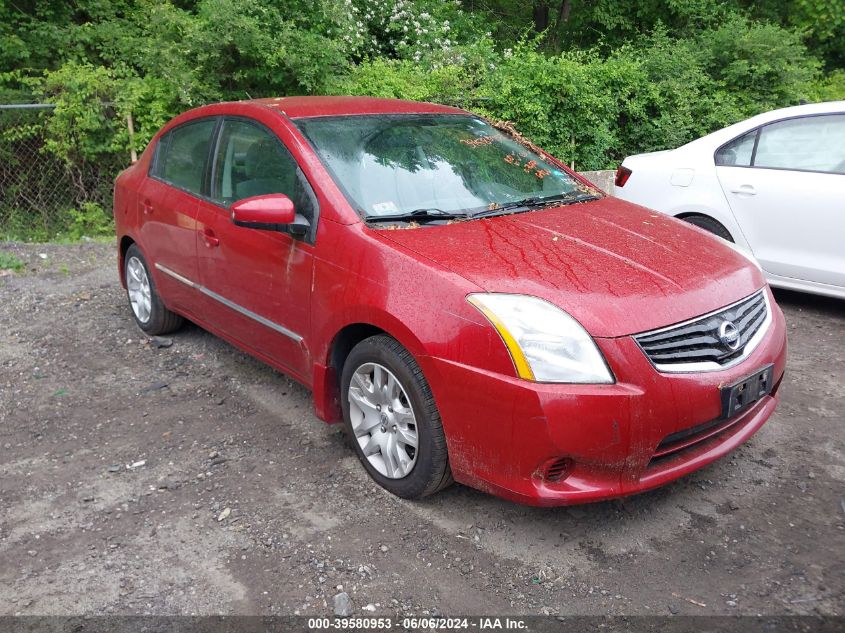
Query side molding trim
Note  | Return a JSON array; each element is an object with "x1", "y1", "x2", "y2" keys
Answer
[{"x1": 154, "y1": 263, "x2": 303, "y2": 343}]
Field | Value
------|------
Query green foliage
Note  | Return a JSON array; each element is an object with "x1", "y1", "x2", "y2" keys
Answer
[
  {"x1": 1, "y1": 0, "x2": 842, "y2": 239},
  {"x1": 609, "y1": 33, "x2": 736, "y2": 157},
  {"x1": 811, "y1": 70, "x2": 845, "y2": 101},
  {"x1": 38, "y1": 63, "x2": 125, "y2": 164},
  {"x1": 64, "y1": 202, "x2": 114, "y2": 240},
  {"x1": 738, "y1": 0, "x2": 845, "y2": 70},
  {"x1": 608, "y1": 18, "x2": 820, "y2": 160},
  {"x1": 696, "y1": 15, "x2": 819, "y2": 111},
  {"x1": 0, "y1": 250, "x2": 25, "y2": 271},
  {"x1": 339, "y1": 14, "x2": 827, "y2": 170},
  {"x1": 330, "y1": 37, "x2": 498, "y2": 104},
  {"x1": 474, "y1": 48, "x2": 621, "y2": 170}
]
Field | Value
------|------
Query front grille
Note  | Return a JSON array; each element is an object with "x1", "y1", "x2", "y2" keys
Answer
[
  {"x1": 635, "y1": 290, "x2": 770, "y2": 372},
  {"x1": 653, "y1": 417, "x2": 738, "y2": 459}
]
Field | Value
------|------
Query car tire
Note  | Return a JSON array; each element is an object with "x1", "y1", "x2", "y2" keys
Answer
[
  {"x1": 682, "y1": 215, "x2": 734, "y2": 242},
  {"x1": 341, "y1": 334, "x2": 453, "y2": 499},
  {"x1": 123, "y1": 244, "x2": 183, "y2": 335}
]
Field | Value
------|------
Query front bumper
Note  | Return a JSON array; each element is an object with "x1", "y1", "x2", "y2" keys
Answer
[{"x1": 423, "y1": 288, "x2": 788, "y2": 506}]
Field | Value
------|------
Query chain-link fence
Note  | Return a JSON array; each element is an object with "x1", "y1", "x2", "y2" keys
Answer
[{"x1": 0, "y1": 104, "x2": 127, "y2": 240}]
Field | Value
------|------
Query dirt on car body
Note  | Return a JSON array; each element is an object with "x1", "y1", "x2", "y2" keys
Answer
[{"x1": 0, "y1": 241, "x2": 843, "y2": 617}]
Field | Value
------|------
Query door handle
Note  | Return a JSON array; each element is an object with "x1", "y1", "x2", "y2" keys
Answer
[
  {"x1": 202, "y1": 228, "x2": 220, "y2": 248},
  {"x1": 142, "y1": 199, "x2": 154, "y2": 215},
  {"x1": 730, "y1": 184, "x2": 757, "y2": 196}
]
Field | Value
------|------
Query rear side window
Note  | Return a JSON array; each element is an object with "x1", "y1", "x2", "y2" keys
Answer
[
  {"x1": 152, "y1": 119, "x2": 217, "y2": 194},
  {"x1": 754, "y1": 114, "x2": 845, "y2": 174},
  {"x1": 211, "y1": 119, "x2": 316, "y2": 220},
  {"x1": 715, "y1": 130, "x2": 757, "y2": 167}
]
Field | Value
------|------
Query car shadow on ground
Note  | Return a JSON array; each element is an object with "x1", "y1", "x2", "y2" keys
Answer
[
  {"x1": 772, "y1": 288, "x2": 845, "y2": 318},
  {"x1": 155, "y1": 287, "x2": 836, "y2": 572}
]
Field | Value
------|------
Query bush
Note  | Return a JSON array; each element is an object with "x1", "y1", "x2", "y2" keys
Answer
[
  {"x1": 65, "y1": 202, "x2": 113, "y2": 240},
  {"x1": 0, "y1": 250, "x2": 25, "y2": 271},
  {"x1": 38, "y1": 63, "x2": 127, "y2": 165},
  {"x1": 2, "y1": 1, "x2": 838, "y2": 239},
  {"x1": 696, "y1": 15, "x2": 819, "y2": 111},
  {"x1": 338, "y1": 0, "x2": 488, "y2": 63},
  {"x1": 474, "y1": 48, "x2": 623, "y2": 170},
  {"x1": 339, "y1": 15, "x2": 824, "y2": 170},
  {"x1": 330, "y1": 38, "x2": 497, "y2": 105},
  {"x1": 810, "y1": 70, "x2": 845, "y2": 101}
]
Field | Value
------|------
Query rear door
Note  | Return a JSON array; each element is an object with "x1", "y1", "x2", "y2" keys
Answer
[
  {"x1": 194, "y1": 117, "x2": 318, "y2": 380},
  {"x1": 138, "y1": 118, "x2": 218, "y2": 310},
  {"x1": 715, "y1": 113, "x2": 845, "y2": 287}
]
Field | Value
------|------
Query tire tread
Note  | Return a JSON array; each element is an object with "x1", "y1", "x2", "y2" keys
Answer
[{"x1": 683, "y1": 214, "x2": 733, "y2": 242}]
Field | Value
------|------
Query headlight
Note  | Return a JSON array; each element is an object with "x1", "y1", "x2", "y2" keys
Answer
[{"x1": 467, "y1": 293, "x2": 613, "y2": 384}]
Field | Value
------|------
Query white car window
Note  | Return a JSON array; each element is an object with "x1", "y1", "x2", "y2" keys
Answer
[
  {"x1": 754, "y1": 114, "x2": 845, "y2": 174},
  {"x1": 715, "y1": 130, "x2": 756, "y2": 167}
]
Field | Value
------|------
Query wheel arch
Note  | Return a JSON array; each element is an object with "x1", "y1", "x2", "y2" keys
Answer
[
  {"x1": 329, "y1": 323, "x2": 387, "y2": 378},
  {"x1": 667, "y1": 194, "x2": 752, "y2": 250},
  {"x1": 676, "y1": 211, "x2": 721, "y2": 221},
  {"x1": 312, "y1": 313, "x2": 430, "y2": 424},
  {"x1": 674, "y1": 212, "x2": 734, "y2": 241}
]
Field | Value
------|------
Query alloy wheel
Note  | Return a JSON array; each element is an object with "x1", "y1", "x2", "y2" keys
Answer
[
  {"x1": 126, "y1": 256, "x2": 152, "y2": 324},
  {"x1": 348, "y1": 362, "x2": 419, "y2": 479}
]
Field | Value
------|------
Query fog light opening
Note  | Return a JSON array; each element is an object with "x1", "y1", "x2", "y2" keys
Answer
[{"x1": 543, "y1": 457, "x2": 575, "y2": 483}]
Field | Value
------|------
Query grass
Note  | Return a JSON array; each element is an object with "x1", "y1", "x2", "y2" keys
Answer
[{"x1": 0, "y1": 250, "x2": 25, "y2": 271}]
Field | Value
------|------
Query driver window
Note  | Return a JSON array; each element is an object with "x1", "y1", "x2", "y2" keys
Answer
[{"x1": 212, "y1": 119, "x2": 315, "y2": 219}]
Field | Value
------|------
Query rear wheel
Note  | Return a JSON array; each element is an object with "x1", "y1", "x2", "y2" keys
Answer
[
  {"x1": 681, "y1": 214, "x2": 733, "y2": 242},
  {"x1": 124, "y1": 244, "x2": 183, "y2": 335},
  {"x1": 341, "y1": 335, "x2": 452, "y2": 499}
]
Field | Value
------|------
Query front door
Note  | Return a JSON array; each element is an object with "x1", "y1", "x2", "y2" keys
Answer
[{"x1": 195, "y1": 118, "x2": 317, "y2": 380}]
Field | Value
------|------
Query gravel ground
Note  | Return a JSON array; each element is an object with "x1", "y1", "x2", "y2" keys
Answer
[{"x1": 1, "y1": 241, "x2": 843, "y2": 617}]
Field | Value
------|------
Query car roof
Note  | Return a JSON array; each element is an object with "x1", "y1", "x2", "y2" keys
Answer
[
  {"x1": 153, "y1": 97, "x2": 471, "y2": 147},
  {"x1": 250, "y1": 95, "x2": 467, "y2": 119},
  {"x1": 740, "y1": 100, "x2": 845, "y2": 127},
  {"x1": 622, "y1": 100, "x2": 845, "y2": 161},
  {"x1": 723, "y1": 100, "x2": 845, "y2": 134},
  {"x1": 676, "y1": 100, "x2": 845, "y2": 153}
]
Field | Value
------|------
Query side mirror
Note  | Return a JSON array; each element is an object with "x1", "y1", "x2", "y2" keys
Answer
[{"x1": 231, "y1": 194, "x2": 310, "y2": 237}]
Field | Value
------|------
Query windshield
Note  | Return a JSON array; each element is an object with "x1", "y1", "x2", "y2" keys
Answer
[{"x1": 294, "y1": 114, "x2": 593, "y2": 220}]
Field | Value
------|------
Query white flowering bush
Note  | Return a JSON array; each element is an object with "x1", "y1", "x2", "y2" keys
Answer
[{"x1": 332, "y1": 0, "x2": 482, "y2": 63}]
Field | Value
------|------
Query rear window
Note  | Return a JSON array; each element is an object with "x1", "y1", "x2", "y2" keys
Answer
[{"x1": 152, "y1": 119, "x2": 217, "y2": 194}]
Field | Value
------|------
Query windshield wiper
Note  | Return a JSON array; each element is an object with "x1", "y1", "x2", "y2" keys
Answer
[
  {"x1": 365, "y1": 208, "x2": 468, "y2": 223},
  {"x1": 473, "y1": 191, "x2": 600, "y2": 218}
]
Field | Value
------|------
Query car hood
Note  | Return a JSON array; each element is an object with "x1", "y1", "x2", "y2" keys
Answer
[{"x1": 374, "y1": 197, "x2": 764, "y2": 337}]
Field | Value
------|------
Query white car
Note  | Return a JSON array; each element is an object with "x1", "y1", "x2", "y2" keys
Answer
[{"x1": 614, "y1": 101, "x2": 845, "y2": 299}]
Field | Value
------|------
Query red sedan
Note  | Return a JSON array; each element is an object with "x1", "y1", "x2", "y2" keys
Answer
[{"x1": 113, "y1": 97, "x2": 787, "y2": 506}]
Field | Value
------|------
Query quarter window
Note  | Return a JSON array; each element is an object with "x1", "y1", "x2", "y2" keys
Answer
[
  {"x1": 211, "y1": 119, "x2": 315, "y2": 220},
  {"x1": 754, "y1": 114, "x2": 845, "y2": 174},
  {"x1": 153, "y1": 119, "x2": 216, "y2": 194},
  {"x1": 715, "y1": 130, "x2": 757, "y2": 167}
]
